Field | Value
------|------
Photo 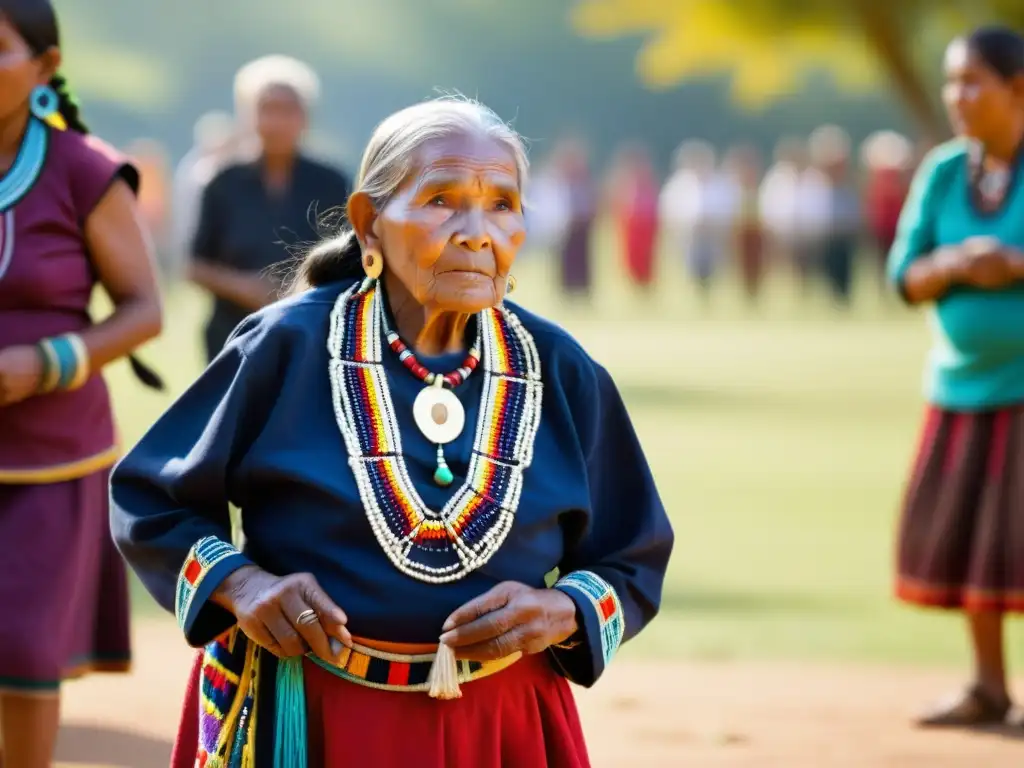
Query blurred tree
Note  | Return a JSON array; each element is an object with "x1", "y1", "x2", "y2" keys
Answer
[{"x1": 570, "y1": 0, "x2": 1024, "y2": 140}]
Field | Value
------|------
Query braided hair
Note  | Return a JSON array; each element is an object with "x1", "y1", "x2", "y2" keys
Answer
[{"x1": 50, "y1": 73, "x2": 87, "y2": 133}]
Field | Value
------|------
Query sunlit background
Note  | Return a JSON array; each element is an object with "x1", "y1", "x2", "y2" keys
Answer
[{"x1": 51, "y1": 1, "x2": 1024, "y2": 765}]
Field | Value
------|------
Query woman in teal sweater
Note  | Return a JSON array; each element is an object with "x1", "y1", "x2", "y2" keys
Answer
[{"x1": 888, "y1": 26, "x2": 1024, "y2": 728}]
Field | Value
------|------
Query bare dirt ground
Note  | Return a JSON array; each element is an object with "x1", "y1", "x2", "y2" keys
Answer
[{"x1": 55, "y1": 620, "x2": 1023, "y2": 767}]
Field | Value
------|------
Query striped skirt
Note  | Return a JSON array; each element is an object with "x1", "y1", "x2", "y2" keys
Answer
[{"x1": 896, "y1": 405, "x2": 1024, "y2": 612}]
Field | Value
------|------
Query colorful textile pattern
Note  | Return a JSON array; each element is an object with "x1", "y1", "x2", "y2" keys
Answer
[
  {"x1": 555, "y1": 571, "x2": 625, "y2": 667},
  {"x1": 307, "y1": 643, "x2": 517, "y2": 693},
  {"x1": 197, "y1": 630, "x2": 259, "y2": 768},
  {"x1": 327, "y1": 281, "x2": 543, "y2": 583},
  {"x1": 176, "y1": 536, "x2": 242, "y2": 631}
]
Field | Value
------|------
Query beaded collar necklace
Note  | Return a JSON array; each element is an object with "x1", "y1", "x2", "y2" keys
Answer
[
  {"x1": 327, "y1": 279, "x2": 543, "y2": 583},
  {"x1": 0, "y1": 117, "x2": 48, "y2": 284},
  {"x1": 0, "y1": 116, "x2": 49, "y2": 213}
]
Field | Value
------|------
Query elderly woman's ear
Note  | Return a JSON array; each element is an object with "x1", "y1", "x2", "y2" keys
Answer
[{"x1": 347, "y1": 192, "x2": 381, "y2": 258}]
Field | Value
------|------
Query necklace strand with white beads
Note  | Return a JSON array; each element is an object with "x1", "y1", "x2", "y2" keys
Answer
[{"x1": 327, "y1": 279, "x2": 543, "y2": 583}]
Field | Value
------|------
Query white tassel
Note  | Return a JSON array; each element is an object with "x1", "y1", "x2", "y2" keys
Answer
[{"x1": 427, "y1": 642, "x2": 462, "y2": 700}]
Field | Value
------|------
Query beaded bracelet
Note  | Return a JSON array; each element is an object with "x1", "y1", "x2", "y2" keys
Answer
[{"x1": 35, "y1": 333, "x2": 90, "y2": 394}]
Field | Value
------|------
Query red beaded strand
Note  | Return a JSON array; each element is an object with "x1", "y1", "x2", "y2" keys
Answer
[{"x1": 385, "y1": 331, "x2": 481, "y2": 389}]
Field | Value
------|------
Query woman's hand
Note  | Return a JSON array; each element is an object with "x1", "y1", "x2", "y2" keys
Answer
[
  {"x1": 956, "y1": 237, "x2": 1017, "y2": 289},
  {"x1": 212, "y1": 565, "x2": 352, "y2": 662},
  {"x1": 0, "y1": 345, "x2": 43, "y2": 406},
  {"x1": 439, "y1": 582, "x2": 579, "y2": 662}
]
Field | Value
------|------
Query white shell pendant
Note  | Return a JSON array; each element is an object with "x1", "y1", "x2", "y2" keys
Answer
[{"x1": 413, "y1": 382, "x2": 465, "y2": 445}]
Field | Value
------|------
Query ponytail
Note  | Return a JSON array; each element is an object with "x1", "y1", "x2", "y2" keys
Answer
[
  {"x1": 50, "y1": 74, "x2": 88, "y2": 134},
  {"x1": 288, "y1": 229, "x2": 364, "y2": 295}
]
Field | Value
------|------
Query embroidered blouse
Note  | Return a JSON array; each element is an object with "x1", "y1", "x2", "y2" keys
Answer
[
  {"x1": 0, "y1": 123, "x2": 138, "y2": 482},
  {"x1": 111, "y1": 279, "x2": 673, "y2": 687}
]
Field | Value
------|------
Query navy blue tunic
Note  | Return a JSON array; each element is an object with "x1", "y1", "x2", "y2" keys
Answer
[{"x1": 110, "y1": 279, "x2": 673, "y2": 687}]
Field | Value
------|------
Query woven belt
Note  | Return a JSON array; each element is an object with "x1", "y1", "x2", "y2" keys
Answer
[{"x1": 309, "y1": 637, "x2": 521, "y2": 693}]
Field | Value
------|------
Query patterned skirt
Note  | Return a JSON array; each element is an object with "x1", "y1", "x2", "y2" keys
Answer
[
  {"x1": 896, "y1": 405, "x2": 1024, "y2": 613},
  {"x1": 171, "y1": 641, "x2": 590, "y2": 768},
  {"x1": 0, "y1": 469, "x2": 131, "y2": 693}
]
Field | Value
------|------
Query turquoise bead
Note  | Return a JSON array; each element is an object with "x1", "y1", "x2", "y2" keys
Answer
[{"x1": 434, "y1": 464, "x2": 454, "y2": 487}]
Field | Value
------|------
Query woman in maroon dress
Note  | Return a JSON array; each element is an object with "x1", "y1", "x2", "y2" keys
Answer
[{"x1": 0, "y1": 2, "x2": 163, "y2": 765}]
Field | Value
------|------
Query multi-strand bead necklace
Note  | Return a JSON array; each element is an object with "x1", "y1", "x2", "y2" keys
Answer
[
  {"x1": 381, "y1": 307, "x2": 481, "y2": 487},
  {"x1": 327, "y1": 279, "x2": 543, "y2": 583}
]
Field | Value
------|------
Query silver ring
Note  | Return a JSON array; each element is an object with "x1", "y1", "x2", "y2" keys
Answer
[{"x1": 295, "y1": 609, "x2": 318, "y2": 626}]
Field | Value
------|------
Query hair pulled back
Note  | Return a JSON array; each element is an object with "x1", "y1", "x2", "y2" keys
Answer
[
  {"x1": 962, "y1": 26, "x2": 1024, "y2": 81},
  {"x1": 289, "y1": 96, "x2": 530, "y2": 294}
]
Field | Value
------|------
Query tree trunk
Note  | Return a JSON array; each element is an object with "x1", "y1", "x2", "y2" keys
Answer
[{"x1": 849, "y1": 0, "x2": 948, "y2": 142}]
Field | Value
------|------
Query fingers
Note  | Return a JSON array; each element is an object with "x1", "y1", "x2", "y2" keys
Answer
[
  {"x1": 280, "y1": 592, "x2": 337, "y2": 662},
  {"x1": 239, "y1": 620, "x2": 283, "y2": 657},
  {"x1": 232, "y1": 571, "x2": 352, "y2": 659},
  {"x1": 453, "y1": 628, "x2": 527, "y2": 662},
  {"x1": 441, "y1": 582, "x2": 519, "y2": 633},
  {"x1": 441, "y1": 585, "x2": 540, "y2": 649},
  {"x1": 299, "y1": 578, "x2": 352, "y2": 647},
  {"x1": 262, "y1": 604, "x2": 308, "y2": 658},
  {"x1": 440, "y1": 605, "x2": 514, "y2": 649}
]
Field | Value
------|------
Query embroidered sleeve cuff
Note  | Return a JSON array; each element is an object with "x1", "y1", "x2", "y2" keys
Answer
[
  {"x1": 175, "y1": 536, "x2": 252, "y2": 647},
  {"x1": 550, "y1": 570, "x2": 625, "y2": 687}
]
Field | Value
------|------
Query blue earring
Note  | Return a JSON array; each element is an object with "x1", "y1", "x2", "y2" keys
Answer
[{"x1": 29, "y1": 85, "x2": 58, "y2": 121}]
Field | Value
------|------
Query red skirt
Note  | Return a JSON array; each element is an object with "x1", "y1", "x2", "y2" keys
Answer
[
  {"x1": 172, "y1": 649, "x2": 590, "y2": 767},
  {"x1": 896, "y1": 405, "x2": 1024, "y2": 612}
]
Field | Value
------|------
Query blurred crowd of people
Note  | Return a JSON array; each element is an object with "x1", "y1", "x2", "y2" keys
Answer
[
  {"x1": 528, "y1": 126, "x2": 925, "y2": 306},
  {"x1": 120, "y1": 69, "x2": 923, "y2": 314}
]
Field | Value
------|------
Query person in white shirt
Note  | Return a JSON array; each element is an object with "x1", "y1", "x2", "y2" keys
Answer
[
  {"x1": 660, "y1": 140, "x2": 733, "y2": 301},
  {"x1": 758, "y1": 137, "x2": 805, "y2": 283}
]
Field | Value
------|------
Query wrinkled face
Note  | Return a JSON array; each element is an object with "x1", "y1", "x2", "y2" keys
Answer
[
  {"x1": 255, "y1": 84, "x2": 306, "y2": 157},
  {"x1": 943, "y1": 39, "x2": 1021, "y2": 141},
  {"x1": 363, "y1": 131, "x2": 526, "y2": 315},
  {"x1": 0, "y1": 16, "x2": 57, "y2": 123}
]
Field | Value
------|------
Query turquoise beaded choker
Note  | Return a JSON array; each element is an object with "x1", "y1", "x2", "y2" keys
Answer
[{"x1": 0, "y1": 117, "x2": 49, "y2": 213}]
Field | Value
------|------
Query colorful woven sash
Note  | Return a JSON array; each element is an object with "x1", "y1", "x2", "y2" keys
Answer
[{"x1": 195, "y1": 631, "x2": 520, "y2": 768}]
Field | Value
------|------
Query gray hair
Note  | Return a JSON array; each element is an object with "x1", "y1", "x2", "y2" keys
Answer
[
  {"x1": 290, "y1": 96, "x2": 529, "y2": 292},
  {"x1": 357, "y1": 96, "x2": 529, "y2": 211},
  {"x1": 234, "y1": 55, "x2": 321, "y2": 128}
]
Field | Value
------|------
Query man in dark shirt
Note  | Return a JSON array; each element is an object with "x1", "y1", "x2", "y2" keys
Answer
[{"x1": 189, "y1": 56, "x2": 351, "y2": 361}]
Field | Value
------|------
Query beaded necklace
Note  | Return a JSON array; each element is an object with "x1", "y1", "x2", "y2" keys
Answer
[
  {"x1": 328, "y1": 279, "x2": 543, "y2": 583},
  {"x1": 0, "y1": 117, "x2": 48, "y2": 284},
  {"x1": 380, "y1": 304, "x2": 481, "y2": 486},
  {"x1": 0, "y1": 116, "x2": 49, "y2": 213}
]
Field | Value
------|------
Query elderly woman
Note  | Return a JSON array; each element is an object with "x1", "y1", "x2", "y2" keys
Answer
[
  {"x1": 188, "y1": 55, "x2": 351, "y2": 363},
  {"x1": 111, "y1": 97, "x2": 673, "y2": 767},
  {"x1": 889, "y1": 26, "x2": 1024, "y2": 727}
]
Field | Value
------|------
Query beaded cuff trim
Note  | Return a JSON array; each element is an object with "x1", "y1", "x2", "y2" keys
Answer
[
  {"x1": 555, "y1": 571, "x2": 625, "y2": 667},
  {"x1": 176, "y1": 536, "x2": 241, "y2": 631},
  {"x1": 327, "y1": 281, "x2": 543, "y2": 584}
]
